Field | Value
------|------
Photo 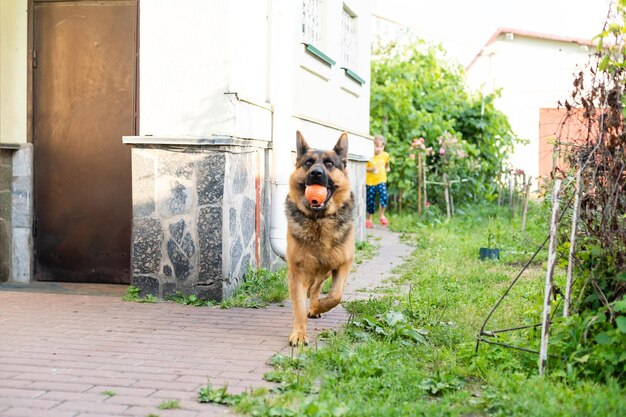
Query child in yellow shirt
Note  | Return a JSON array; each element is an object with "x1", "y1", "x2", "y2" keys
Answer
[{"x1": 365, "y1": 135, "x2": 391, "y2": 228}]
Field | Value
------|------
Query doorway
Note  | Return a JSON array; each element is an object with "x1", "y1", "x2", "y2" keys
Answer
[{"x1": 33, "y1": 0, "x2": 137, "y2": 283}]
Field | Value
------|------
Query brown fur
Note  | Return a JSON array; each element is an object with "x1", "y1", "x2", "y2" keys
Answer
[{"x1": 285, "y1": 131, "x2": 354, "y2": 346}]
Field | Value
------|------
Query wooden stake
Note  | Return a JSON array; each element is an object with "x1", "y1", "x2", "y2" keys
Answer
[
  {"x1": 497, "y1": 173, "x2": 502, "y2": 206},
  {"x1": 512, "y1": 174, "x2": 518, "y2": 217},
  {"x1": 450, "y1": 184, "x2": 455, "y2": 217},
  {"x1": 443, "y1": 174, "x2": 451, "y2": 220},
  {"x1": 509, "y1": 174, "x2": 514, "y2": 214},
  {"x1": 539, "y1": 179, "x2": 562, "y2": 376},
  {"x1": 417, "y1": 153, "x2": 423, "y2": 216},
  {"x1": 519, "y1": 173, "x2": 526, "y2": 215},
  {"x1": 552, "y1": 142, "x2": 560, "y2": 174},
  {"x1": 564, "y1": 169, "x2": 583, "y2": 317},
  {"x1": 521, "y1": 176, "x2": 532, "y2": 232},
  {"x1": 423, "y1": 158, "x2": 428, "y2": 209}
]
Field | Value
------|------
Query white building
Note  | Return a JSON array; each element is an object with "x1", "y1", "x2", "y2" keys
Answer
[
  {"x1": 465, "y1": 28, "x2": 595, "y2": 181},
  {"x1": 0, "y1": 0, "x2": 373, "y2": 299}
]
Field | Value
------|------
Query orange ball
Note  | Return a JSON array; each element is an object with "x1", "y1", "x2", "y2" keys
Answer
[{"x1": 305, "y1": 184, "x2": 328, "y2": 206}]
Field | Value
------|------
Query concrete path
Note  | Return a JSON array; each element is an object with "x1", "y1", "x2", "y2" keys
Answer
[
  {"x1": 344, "y1": 225, "x2": 414, "y2": 300},
  {"x1": 0, "y1": 226, "x2": 412, "y2": 417}
]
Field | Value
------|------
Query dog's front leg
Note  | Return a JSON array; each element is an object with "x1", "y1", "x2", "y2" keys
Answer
[
  {"x1": 307, "y1": 277, "x2": 324, "y2": 319},
  {"x1": 316, "y1": 261, "x2": 351, "y2": 314},
  {"x1": 288, "y1": 269, "x2": 309, "y2": 346}
]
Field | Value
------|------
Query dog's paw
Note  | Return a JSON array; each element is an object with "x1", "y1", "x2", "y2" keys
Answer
[
  {"x1": 289, "y1": 331, "x2": 309, "y2": 346},
  {"x1": 307, "y1": 310, "x2": 322, "y2": 319}
]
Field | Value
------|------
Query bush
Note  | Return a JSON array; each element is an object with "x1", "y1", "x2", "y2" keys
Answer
[{"x1": 370, "y1": 40, "x2": 517, "y2": 212}]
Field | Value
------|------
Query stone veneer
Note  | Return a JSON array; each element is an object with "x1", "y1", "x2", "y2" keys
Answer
[
  {"x1": 348, "y1": 157, "x2": 368, "y2": 242},
  {"x1": 0, "y1": 148, "x2": 12, "y2": 282},
  {"x1": 0, "y1": 144, "x2": 33, "y2": 283},
  {"x1": 128, "y1": 141, "x2": 264, "y2": 301}
]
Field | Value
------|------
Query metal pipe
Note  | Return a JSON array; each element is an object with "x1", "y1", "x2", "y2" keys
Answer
[{"x1": 267, "y1": 0, "x2": 295, "y2": 259}]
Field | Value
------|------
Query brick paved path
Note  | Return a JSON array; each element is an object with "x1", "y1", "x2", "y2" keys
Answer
[
  {"x1": 0, "y1": 293, "x2": 347, "y2": 417},
  {"x1": 0, "y1": 227, "x2": 411, "y2": 417}
]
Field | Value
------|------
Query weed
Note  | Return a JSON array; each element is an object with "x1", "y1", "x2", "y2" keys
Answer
[
  {"x1": 100, "y1": 390, "x2": 115, "y2": 397},
  {"x1": 354, "y1": 239, "x2": 379, "y2": 265},
  {"x1": 198, "y1": 383, "x2": 241, "y2": 406},
  {"x1": 168, "y1": 292, "x2": 216, "y2": 307},
  {"x1": 157, "y1": 400, "x2": 180, "y2": 410},
  {"x1": 122, "y1": 286, "x2": 157, "y2": 303},
  {"x1": 220, "y1": 267, "x2": 289, "y2": 308}
]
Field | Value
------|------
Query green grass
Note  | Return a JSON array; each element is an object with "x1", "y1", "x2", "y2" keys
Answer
[
  {"x1": 157, "y1": 399, "x2": 180, "y2": 410},
  {"x1": 354, "y1": 238, "x2": 380, "y2": 265},
  {"x1": 165, "y1": 268, "x2": 288, "y2": 308},
  {"x1": 220, "y1": 267, "x2": 289, "y2": 308},
  {"x1": 122, "y1": 286, "x2": 157, "y2": 303},
  {"x1": 205, "y1": 203, "x2": 625, "y2": 416}
]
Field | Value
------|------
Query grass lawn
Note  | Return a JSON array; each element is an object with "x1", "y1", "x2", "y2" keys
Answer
[{"x1": 201, "y1": 203, "x2": 626, "y2": 416}]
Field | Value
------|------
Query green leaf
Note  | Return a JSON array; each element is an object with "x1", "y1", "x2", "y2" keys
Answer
[
  {"x1": 591, "y1": 245, "x2": 602, "y2": 257},
  {"x1": 595, "y1": 332, "x2": 612, "y2": 345},
  {"x1": 614, "y1": 299, "x2": 626, "y2": 312},
  {"x1": 616, "y1": 316, "x2": 626, "y2": 334},
  {"x1": 385, "y1": 311, "x2": 406, "y2": 326},
  {"x1": 574, "y1": 354, "x2": 590, "y2": 363},
  {"x1": 403, "y1": 328, "x2": 427, "y2": 344}
]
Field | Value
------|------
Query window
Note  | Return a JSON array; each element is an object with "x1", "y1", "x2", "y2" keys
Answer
[
  {"x1": 340, "y1": 4, "x2": 364, "y2": 85},
  {"x1": 302, "y1": 0, "x2": 321, "y2": 45},
  {"x1": 302, "y1": 0, "x2": 336, "y2": 67},
  {"x1": 341, "y1": 5, "x2": 356, "y2": 69}
]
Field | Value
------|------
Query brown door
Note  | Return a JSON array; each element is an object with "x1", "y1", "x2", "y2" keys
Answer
[{"x1": 33, "y1": 0, "x2": 137, "y2": 283}]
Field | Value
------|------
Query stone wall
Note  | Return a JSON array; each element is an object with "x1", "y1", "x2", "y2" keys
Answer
[
  {"x1": 0, "y1": 144, "x2": 33, "y2": 283},
  {"x1": 130, "y1": 143, "x2": 263, "y2": 301},
  {"x1": 0, "y1": 149, "x2": 12, "y2": 282},
  {"x1": 349, "y1": 159, "x2": 367, "y2": 242},
  {"x1": 12, "y1": 144, "x2": 33, "y2": 283}
]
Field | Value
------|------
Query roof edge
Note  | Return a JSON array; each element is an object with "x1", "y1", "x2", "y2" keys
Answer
[{"x1": 466, "y1": 27, "x2": 596, "y2": 71}]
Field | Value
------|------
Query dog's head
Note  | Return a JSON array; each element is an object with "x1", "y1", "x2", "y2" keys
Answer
[{"x1": 288, "y1": 131, "x2": 350, "y2": 214}]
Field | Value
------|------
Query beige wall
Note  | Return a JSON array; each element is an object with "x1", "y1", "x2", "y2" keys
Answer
[{"x1": 0, "y1": 0, "x2": 28, "y2": 145}]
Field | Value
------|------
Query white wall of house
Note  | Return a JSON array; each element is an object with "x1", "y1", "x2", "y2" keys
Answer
[
  {"x1": 1, "y1": 0, "x2": 372, "y2": 149},
  {"x1": 293, "y1": 0, "x2": 372, "y2": 155},
  {"x1": 466, "y1": 31, "x2": 593, "y2": 180},
  {"x1": 140, "y1": 0, "x2": 241, "y2": 138},
  {"x1": 0, "y1": 0, "x2": 28, "y2": 145},
  {"x1": 139, "y1": 0, "x2": 372, "y2": 156}
]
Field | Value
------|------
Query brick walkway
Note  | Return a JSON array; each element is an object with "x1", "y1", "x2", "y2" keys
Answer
[{"x1": 0, "y1": 227, "x2": 411, "y2": 417}]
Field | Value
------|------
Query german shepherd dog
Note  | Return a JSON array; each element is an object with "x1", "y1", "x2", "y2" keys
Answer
[{"x1": 285, "y1": 131, "x2": 354, "y2": 346}]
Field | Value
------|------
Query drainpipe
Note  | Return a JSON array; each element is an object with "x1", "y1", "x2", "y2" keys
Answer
[{"x1": 268, "y1": 0, "x2": 295, "y2": 259}]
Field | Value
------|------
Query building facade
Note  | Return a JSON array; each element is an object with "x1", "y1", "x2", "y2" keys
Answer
[
  {"x1": 465, "y1": 28, "x2": 595, "y2": 182},
  {"x1": 0, "y1": 0, "x2": 373, "y2": 300}
]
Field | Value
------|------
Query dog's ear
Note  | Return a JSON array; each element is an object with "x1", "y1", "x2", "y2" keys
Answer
[
  {"x1": 296, "y1": 131, "x2": 310, "y2": 160},
  {"x1": 333, "y1": 132, "x2": 349, "y2": 168}
]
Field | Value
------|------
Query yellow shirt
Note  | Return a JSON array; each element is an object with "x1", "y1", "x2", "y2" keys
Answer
[{"x1": 366, "y1": 151, "x2": 390, "y2": 186}]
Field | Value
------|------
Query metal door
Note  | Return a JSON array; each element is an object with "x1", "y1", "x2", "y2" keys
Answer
[{"x1": 33, "y1": 0, "x2": 137, "y2": 283}]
